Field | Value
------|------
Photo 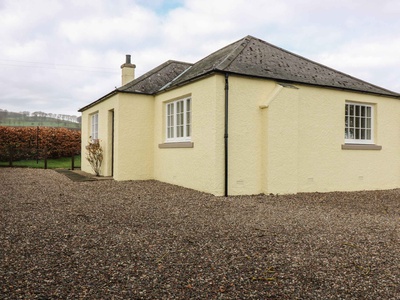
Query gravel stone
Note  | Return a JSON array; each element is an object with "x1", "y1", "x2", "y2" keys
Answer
[{"x1": 1, "y1": 168, "x2": 399, "y2": 299}]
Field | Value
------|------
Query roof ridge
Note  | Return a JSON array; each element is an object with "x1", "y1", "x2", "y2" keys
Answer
[
  {"x1": 159, "y1": 65, "x2": 193, "y2": 91},
  {"x1": 183, "y1": 36, "x2": 249, "y2": 71},
  {"x1": 214, "y1": 35, "x2": 252, "y2": 70}
]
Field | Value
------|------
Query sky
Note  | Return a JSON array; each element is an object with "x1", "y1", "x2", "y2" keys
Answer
[{"x1": 0, "y1": 0, "x2": 399, "y2": 117}]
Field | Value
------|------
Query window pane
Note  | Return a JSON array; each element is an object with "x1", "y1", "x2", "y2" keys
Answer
[
  {"x1": 367, "y1": 107, "x2": 371, "y2": 117},
  {"x1": 355, "y1": 106, "x2": 360, "y2": 116},
  {"x1": 350, "y1": 117, "x2": 354, "y2": 127},
  {"x1": 349, "y1": 128, "x2": 354, "y2": 139},
  {"x1": 366, "y1": 129, "x2": 371, "y2": 139},
  {"x1": 355, "y1": 117, "x2": 360, "y2": 128},
  {"x1": 361, "y1": 106, "x2": 365, "y2": 116},
  {"x1": 186, "y1": 124, "x2": 190, "y2": 137},
  {"x1": 186, "y1": 99, "x2": 191, "y2": 137},
  {"x1": 349, "y1": 105, "x2": 354, "y2": 116},
  {"x1": 361, "y1": 129, "x2": 365, "y2": 139},
  {"x1": 355, "y1": 129, "x2": 360, "y2": 139},
  {"x1": 361, "y1": 117, "x2": 365, "y2": 128},
  {"x1": 167, "y1": 103, "x2": 174, "y2": 138},
  {"x1": 178, "y1": 101, "x2": 184, "y2": 113},
  {"x1": 176, "y1": 100, "x2": 183, "y2": 138},
  {"x1": 91, "y1": 114, "x2": 98, "y2": 140},
  {"x1": 366, "y1": 118, "x2": 371, "y2": 129}
]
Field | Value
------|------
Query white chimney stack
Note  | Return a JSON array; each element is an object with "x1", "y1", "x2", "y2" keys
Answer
[{"x1": 120, "y1": 54, "x2": 136, "y2": 85}]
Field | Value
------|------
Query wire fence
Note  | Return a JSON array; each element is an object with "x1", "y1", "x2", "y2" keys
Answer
[{"x1": 3, "y1": 146, "x2": 80, "y2": 169}]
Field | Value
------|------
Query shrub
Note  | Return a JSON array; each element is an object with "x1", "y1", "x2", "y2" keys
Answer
[{"x1": 85, "y1": 139, "x2": 103, "y2": 176}]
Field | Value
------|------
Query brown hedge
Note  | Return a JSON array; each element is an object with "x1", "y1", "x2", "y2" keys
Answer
[{"x1": 0, "y1": 126, "x2": 81, "y2": 161}]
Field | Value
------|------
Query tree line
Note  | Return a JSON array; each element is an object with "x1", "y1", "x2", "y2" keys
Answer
[{"x1": 0, "y1": 109, "x2": 81, "y2": 124}]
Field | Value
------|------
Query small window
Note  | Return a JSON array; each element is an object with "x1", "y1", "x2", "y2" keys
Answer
[
  {"x1": 345, "y1": 102, "x2": 373, "y2": 144},
  {"x1": 166, "y1": 97, "x2": 191, "y2": 142},
  {"x1": 91, "y1": 113, "x2": 99, "y2": 140}
]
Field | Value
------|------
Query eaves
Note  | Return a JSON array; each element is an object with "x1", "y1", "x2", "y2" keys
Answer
[{"x1": 78, "y1": 89, "x2": 153, "y2": 113}]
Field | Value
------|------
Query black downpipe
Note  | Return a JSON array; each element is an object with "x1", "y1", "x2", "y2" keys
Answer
[{"x1": 224, "y1": 73, "x2": 229, "y2": 197}]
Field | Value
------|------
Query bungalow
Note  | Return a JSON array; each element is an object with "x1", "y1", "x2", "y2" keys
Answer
[{"x1": 79, "y1": 35, "x2": 400, "y2": 196}]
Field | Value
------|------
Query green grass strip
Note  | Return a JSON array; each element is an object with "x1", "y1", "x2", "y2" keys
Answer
[{"x1": 0, "y1": 155, "x2": 81, "y2": 169}]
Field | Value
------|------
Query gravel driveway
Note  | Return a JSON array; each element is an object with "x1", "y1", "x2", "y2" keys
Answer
[{"x1": 1, "y1": 168, "x2": 399, "y2": 299}]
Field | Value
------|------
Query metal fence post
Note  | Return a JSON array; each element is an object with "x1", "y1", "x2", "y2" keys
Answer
[
  {"x1": 9, "y1": 146, "x2": 13, "y2": 167},
  {"x1": 44, "y1": 147, "x2": 47, "y2": 169},
  {"x1": 71, "y1": 155, "x2": 75, "y2": 170}
]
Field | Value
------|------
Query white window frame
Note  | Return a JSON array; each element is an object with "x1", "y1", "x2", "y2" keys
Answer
[
  {"x1": 345, "y1": 102, "x2": 374, "y2": 144},
  {"x1": 91, "y1": 113, "x2": 99, "y2": 140},
  {"x1": 165, "y1": 97, "x2": 191, "y2": 142}
]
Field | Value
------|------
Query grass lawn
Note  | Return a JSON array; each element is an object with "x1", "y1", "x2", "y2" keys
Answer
[{"x1": 0, "y1": 155, "x2": 81, "y2": 169}]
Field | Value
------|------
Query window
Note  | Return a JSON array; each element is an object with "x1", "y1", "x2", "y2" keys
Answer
[
  {"x1": 166, "y1": 97, "x2": 191, "y2": 142},
  {"x1": 91, "y1": 113, "x2": 99, "y2": 140},
  {"x1": 345, "y1": 102, "x2": 373, "y2": 144}
]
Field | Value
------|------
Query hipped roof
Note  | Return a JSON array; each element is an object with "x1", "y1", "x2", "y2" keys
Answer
[
  {"x1": 79, "y1": 35, "x2": 399, "y2": 112},
  {"x1": 78, "y1": 60, "x2": 192, "y2": 112},
  {"x1": 168, "y1": 35, "x2": 399, "y2": 97}
]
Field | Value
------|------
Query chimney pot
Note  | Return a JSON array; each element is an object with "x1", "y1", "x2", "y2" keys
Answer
[{"x1": 126, "y1": 54, "x2": 131, "y2": 64}]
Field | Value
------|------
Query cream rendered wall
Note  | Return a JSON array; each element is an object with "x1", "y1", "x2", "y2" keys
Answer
[
  {"x1": 227, "y1": 76, "x2": 276, "y2": 195},
  {"x1": 80, "y1": 95, "x2": 119, "y2": 177},
  {"x1": 81, "y1": 74, "x2": 399, "y2": 196},
  {"x1": 153, "y1": 75, "x2": 226, "y2": 195},
  {"x1": 264, "y1": 84, "x2": 300, "y2": 194},
  {"x1": 217, "y1": 74, "x2": 399, "y2": 195},
  {"x1": 80, "y1": 110, "x2": 91, "y2": 173},
  {"x1": 266, "y1": 84, "x2": 400, "y2": 194},
  {"x1": 81, "y1": 93, "x2": 154, "y2": 180},
  {"x1": 114, "y1": 93, "x2": 154, "y2": 180}
]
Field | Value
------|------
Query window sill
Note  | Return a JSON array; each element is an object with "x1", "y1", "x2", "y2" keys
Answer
[
  {"x1": 158, "y1": 142, "x2": 194, "y2": 149},
  {"x1": 341, "y1": 144, "x2": 382, "y2": 150}
]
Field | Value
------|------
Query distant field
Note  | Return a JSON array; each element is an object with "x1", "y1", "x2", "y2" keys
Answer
[
  {"x1": 0, "y1": 155, "x2": 81, "y2": 169},
  {"x1": 0, "y1": 118, "x2": 80, "y2": 129}
]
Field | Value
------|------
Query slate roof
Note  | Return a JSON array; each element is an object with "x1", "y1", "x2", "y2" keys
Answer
[
  {"x1": 167, "y1": 35, "x2": 399, "y2": 97},
  {"x1": 80, "y1": 35, "x2": 399, "y2": 112},
  {"x1": 118, "y1": 60, "x2": 192, "y2": 94},
  {"x1": 79, "y1": 60, "x2": 192, "y2": 112}
]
